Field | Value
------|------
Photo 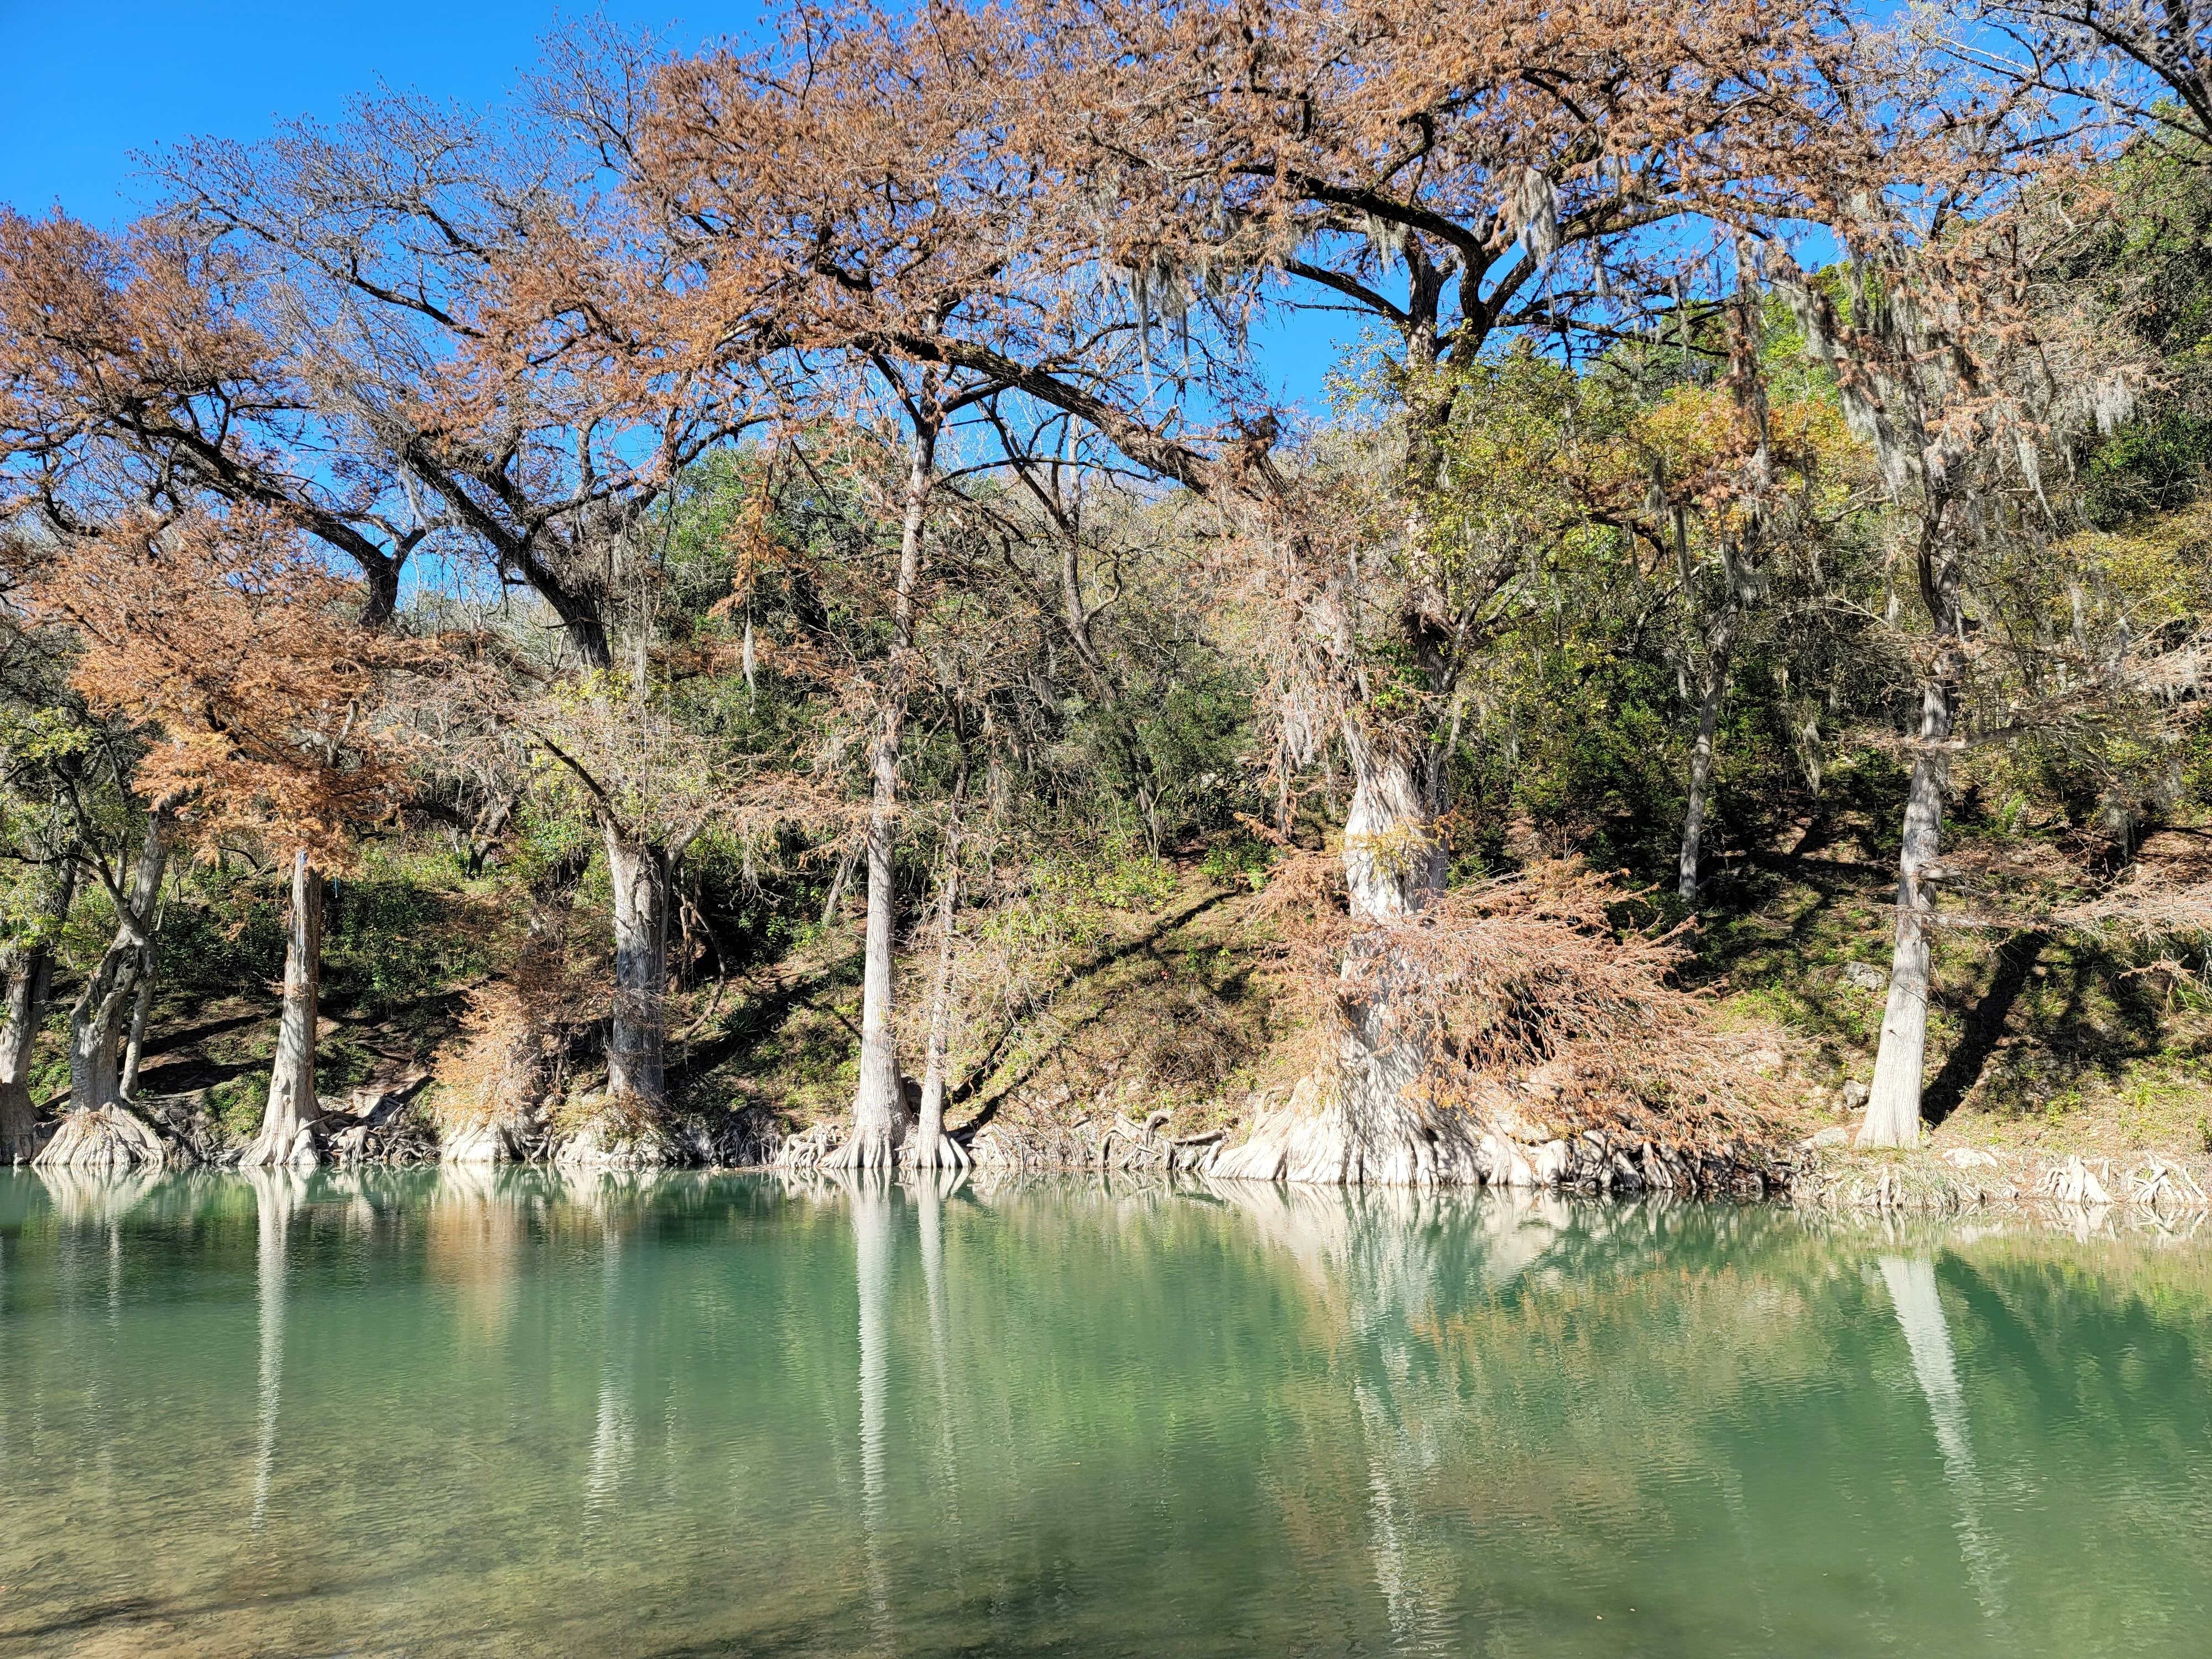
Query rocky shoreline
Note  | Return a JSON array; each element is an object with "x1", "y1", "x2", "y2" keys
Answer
[{"x1": 19, "y1": 1089, "x2": 2212, "y2": 1225}]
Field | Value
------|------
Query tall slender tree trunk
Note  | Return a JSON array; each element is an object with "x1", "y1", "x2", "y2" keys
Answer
[
  {"x1": 1677, "y1": 665, "x2": 1726, "y2": 903},
  {"x1": 244, "y1": 853, "x2": 325, "y2": 1169},
  {"x1": 1860, "y1": 550, "x2": 1964, "y2": 1147},
  {"x1": 0, "y1": 860, "x2": 78, "y2": 1163},
  {"x1": 119, "y1": 909, "x2": 160, "y2": 1101},
  {"x1": 909, "y1": 787, "x2": 971, "y2": 1172},
  {"x1": 603, "y1": 828, "x2": 671, "y2": 1108},
  {"x1": 1858, "y1": 677, "x2": 1956, "y2": 1146},
  {"x1": 838, "y1": 422, "x2": 935, "y2": 1170}
]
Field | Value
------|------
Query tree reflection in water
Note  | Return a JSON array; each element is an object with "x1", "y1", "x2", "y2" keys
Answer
[{"x1": 2, "y1": 1170, "x2": 2208, "y2": 1659}]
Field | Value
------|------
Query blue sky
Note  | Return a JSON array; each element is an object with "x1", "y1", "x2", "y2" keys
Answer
[{"x1": 0, "y1": 3, "x2": 731, "y2": 222}]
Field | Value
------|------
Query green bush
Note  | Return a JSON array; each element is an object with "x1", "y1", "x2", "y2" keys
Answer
[
  {"x1": 212, "y1": 1071, "x2": 269, "y2": 1141},
  {"x1": 1199, "y1": 837, "x2": 1274, "y2": 889}
]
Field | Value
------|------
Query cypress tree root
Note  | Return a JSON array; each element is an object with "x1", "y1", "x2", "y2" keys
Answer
[{"x1": 33, "y1": 1105, "x2": 173, "y2": 1170}]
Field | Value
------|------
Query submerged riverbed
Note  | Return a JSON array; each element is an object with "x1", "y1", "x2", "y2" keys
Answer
[{"x1": 1, "y1": 1171, "x2": 2207, "y2": 1657}]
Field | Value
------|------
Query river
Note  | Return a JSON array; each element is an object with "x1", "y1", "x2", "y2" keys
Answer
[{"x1": 1, "y1": 1170, "x2": 2206, "y2": 1656}]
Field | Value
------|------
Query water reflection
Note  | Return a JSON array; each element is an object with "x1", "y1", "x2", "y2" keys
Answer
[
  {"x1": 1, "y1": 1171, "x2": 2209, "y2": 1659},
  {"x1": 246, "y1": 1167, "x2": 305, "y2": 1531},
  {"x1": 1879, "y1": 1255, "x2": 2011, "y2": 1626},
  {"x1": 841, "y1": 1171, "x2": 898, "y2": 1650},
  {"x1": 914, "y1": 1166, "x2": 964, "y2": 1544}
]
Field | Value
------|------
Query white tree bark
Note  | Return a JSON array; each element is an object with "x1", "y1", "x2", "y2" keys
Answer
[
  {"x1": 1861, "y1": 558, "x2": 1964, "y2": 1147},
  {"x1": 244, "y1": 853, "x2": 325, "y2": 1169},
  {"x1": 603, "y1": 828, "x2": 671, "y2": 1108},
  {"x1": 908, "y1": 804, "x2": 971, "y2": 1172},
  {"x1": 1858, "y1": 678, "x2": 1955, "y2": 1145},
  {"x1": 1678, "y1": 665, "x2": 1725, "y2": 903},
  {"x1": 839, "y1": 422, "x2": 935, "y2": 1170},
  {"x1": 0, "y1": 860, "x2": 76, "y2": 1163}
]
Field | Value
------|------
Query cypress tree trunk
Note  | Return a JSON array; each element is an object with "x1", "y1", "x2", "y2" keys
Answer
[
  {"x1": 119, "y1": 921, "x2": 160, "y2": 1102},
  {"x1": 1860, "y1": 550, "x2": 1964, "y2": 1147},
  {"x1": 1214, "y1": 729, "x2": 1471, "y2": 1185},
  {"x1": 0, "y1": 861, "x2": 78, "y2": 1163},
  {"x1": 603, "y1": 829, "x2": 671, "y2": 1108},
  {"x1": 1858, "y1": 676, "x2": 1956, "y2": 1145},
  {"x1": 908, "y1": 795, "x2": 969, "y2": 1172},
  {"x1": 67, "y1": 812, "x2": 169, "y2": 1110},
  {"x1": 41, "y1": 805, "x2": 173, "y2": 1168},
  {"x1": 1677, "y1": 666, "x2": 1726, "y2": 903},
  {"x1": 837, "y1": 422, "x2": 935, "y2": 1170},
  {"x1": 244, "y1": 853, "x2": 325, "y2": 1169},
  {"x1": 844, "y1": 701, "x2": 909, "y2": 1166},
  {"x1": 1332, "y1": 736, "x2": 1449, "y2": 1178}
]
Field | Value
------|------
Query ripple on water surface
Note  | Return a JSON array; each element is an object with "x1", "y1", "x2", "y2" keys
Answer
[{"x1": 2, "y1": 1170, "x2": 2209, "y2": 1657}]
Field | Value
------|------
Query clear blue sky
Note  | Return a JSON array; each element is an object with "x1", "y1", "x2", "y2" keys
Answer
[{"x1": 0, "y1": 3, "x2": 736, "y2": 224}]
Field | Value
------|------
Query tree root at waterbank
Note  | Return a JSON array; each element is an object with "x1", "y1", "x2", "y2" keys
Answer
[
  {"x1": 957, "y1": 1071, "x2": 1779, "y2": 1199},
  {"x1": 33, "y1": 1105, "x2": 174, "y2": 1170}
]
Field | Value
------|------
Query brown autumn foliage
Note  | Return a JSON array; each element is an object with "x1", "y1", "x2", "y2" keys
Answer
[
  {"x1": 1253, "y1": 843, "x2": 1785, "y2": 1145},
  {"x1": 435, "y1": 904, "x2": 608, "y2": 1135},
  {"x1": 25, "y1": 506, "x2": 406, "y2": 866},
  {"x1": 0, "y1": 207, "x2": 425, "y2": 623}
]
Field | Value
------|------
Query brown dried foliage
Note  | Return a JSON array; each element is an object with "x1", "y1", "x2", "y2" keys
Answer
[
  {"x1": 434, "y1": 908, "x2": 607, "y2": 1132},
  {"x1": 1258, "y1": 849, "x2": 1785, "y2": 1144},
  {"x1": 24, "y1": 505, "x2": 410, "y2": 866}
]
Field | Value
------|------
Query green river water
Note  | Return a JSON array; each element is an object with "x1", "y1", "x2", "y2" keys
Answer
[{"x1": 1, "y1": 1168, "x2": 2207, "y2": 1657}]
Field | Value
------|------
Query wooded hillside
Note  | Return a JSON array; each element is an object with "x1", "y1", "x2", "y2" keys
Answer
[{"x1": 2, "y1": 0, "x2": 2207, "y2": 1185}]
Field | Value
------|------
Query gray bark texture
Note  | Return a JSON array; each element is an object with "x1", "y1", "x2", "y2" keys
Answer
[
  {"x1": 839, "y1": 421, "x2": 935, "y2": 1170},
  {"x1": 0, "y1": 859, "x2": 78, "y2": 1162},
  {"x1": 603, "y1": 828, "x2": 671, "y2": 1108},
  {"x1": 66, "y1": 807, "x2": 169, "y2": 1113},
  {"x1": 243, "y1": 853, "x2": 325, "y2": 1169},
  {"x1": 1214, "y1": 731, "x2": 1470, "y2": 1185},
  {"x1": 119, "y1": 909, "x2": 160, "y2": 1102},
  {"x1": 1859, "y1": 675, "x2": 1956, "y2": 1145},
  {"x1": 908, "y1": 796, "x2": 971, "y2": 1172},
  {"x1": 1860, "y1": 545, "x2": 1965, "y2": 1147},
  {"x1": 40, "y1": 802, "x2": 175, "y2": 1168}
]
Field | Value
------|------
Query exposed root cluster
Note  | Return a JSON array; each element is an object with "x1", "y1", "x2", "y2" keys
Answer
[
  {"x1": 34, "y1": 1105, "x2": 172, "y2": 1170},
  {"x1": 822, "y1": 1121, "x2": 905, "y2": 1172},
  {"x1": 1208, "y1": 1074, "x2": 1772, "y2": 1196},
  {"x1": 1788, "y1": 1146, "x2": 2212, "y2": 1215},
  {"x1": 904, "y1": 1129, "x2": 973, "y2": 1171},
  {"x1": 238, "y1": 1118, "x2": 320, "y2": 1171},
  {"x1": 550, "y1": 1091, "x2": 679, "y2": 1169}
]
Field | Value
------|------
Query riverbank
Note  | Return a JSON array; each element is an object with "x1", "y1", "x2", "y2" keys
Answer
[{"x1": 18, "y1": 841, "x2": 2209, "y2": 1191}]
